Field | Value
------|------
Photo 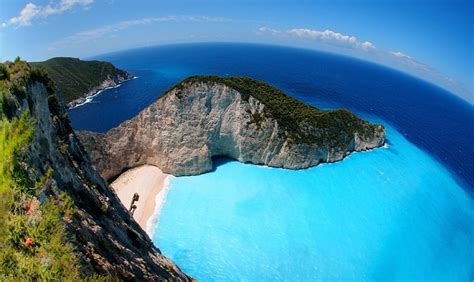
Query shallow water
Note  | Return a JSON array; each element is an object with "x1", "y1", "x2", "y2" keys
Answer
[{"x1": 153, "y1": 124, "x2": 473, "y2": 280}]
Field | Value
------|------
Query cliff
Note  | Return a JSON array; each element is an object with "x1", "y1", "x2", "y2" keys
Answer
[
  {"x1": 78, "y1": 76, "x2": 385, "y2": 180},
  {"x1": 0, "y1": 60, "x2": 190, "y2": 280},
  {"x1": 30, "y1": 57, "x2": 133, "y2": 108}
]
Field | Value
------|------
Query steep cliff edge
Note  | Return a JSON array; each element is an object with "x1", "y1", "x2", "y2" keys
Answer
[
  {"x1": 0, "y1": 60, "x2": 190, "y2": 280},
  {"x1": 78, "y1": 76, "x2": 385, "y2": 180}
]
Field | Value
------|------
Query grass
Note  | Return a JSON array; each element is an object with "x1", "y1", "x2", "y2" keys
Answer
[
  {"x1": 0, "y1": 113, "x2": 81, "y2": 280},
  {"x1": 30, "y1": 57, "x2": 129, "y2": 103},
  {"x1": 0, "y1": 59, "x2": 83, "y2": 280},
  {"x1": 171, "y1": 75, "x2": 382, "y2": 146}
]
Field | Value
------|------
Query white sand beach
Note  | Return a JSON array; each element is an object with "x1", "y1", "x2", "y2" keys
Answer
[{"x1": 110, "y1": 165, "x2": 169, "y2": 234}]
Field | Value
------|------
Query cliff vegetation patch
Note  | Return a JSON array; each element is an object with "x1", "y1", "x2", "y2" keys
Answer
[{"x1": 172, "y1": 75, "x2": 383, "y2": 147}]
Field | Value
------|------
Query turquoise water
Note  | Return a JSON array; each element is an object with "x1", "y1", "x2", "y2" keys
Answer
[{"x1": 153, "y1": 123, "x2": 473, "y2": 280}]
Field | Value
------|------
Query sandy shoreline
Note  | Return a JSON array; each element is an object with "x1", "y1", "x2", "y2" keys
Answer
[{"x1": 110, "y1": 165, "x2": 169, "y2": 234}]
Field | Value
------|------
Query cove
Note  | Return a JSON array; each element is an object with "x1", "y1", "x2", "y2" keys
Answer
[{"x1": 153, "y1": 123, "x2": 473, "y2": 280}]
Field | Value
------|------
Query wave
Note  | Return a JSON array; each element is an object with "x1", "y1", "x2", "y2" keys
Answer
[{"x1": 146, "y1": 175, "x2": 174, "y2": 237}]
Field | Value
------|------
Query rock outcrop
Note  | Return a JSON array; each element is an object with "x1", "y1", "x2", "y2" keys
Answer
[
  {"x1": 3, "y1": 62, "x2": 191, "y2": 280},
  {"x1": 78, "y1": 76, "x2": 385, "y2": 180}
]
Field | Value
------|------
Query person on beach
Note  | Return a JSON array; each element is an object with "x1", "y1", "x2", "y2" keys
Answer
[
  {"x1": 130, "y1": 204, "x2": 137, "y2": 215},
  {"x1": 132, "y1": 193, "x2": 139, "y2": 203},
  {"x1": 129, "y1": 192, "x2": 140, "y2": 215}
]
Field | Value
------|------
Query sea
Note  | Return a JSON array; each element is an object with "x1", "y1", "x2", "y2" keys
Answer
[{"x1": 69, "y1": 43, "x2": 474, "y2": 280}]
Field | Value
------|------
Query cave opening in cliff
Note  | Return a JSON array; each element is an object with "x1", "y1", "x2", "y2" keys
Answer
[{"x1": 210, "y1": 156, "x2": 238, "y2": 173}]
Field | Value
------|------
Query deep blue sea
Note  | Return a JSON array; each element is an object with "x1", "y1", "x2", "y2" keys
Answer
[{"x1": 69, "y1": 43, "x2": 474, "y2": 280}]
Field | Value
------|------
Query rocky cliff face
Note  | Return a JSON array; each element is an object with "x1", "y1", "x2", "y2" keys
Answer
[
  {"x1": 10, "y1": 71, "x2": 191, "y2": 280},
  {"x1": 78, "y1": 77, "x2": 385, "y2": 180}
]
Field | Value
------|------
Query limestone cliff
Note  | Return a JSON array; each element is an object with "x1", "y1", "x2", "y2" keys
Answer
[
  {"x1": 0, "y1": 61, "x2": 190, "y2": 280},
  {"x1": 78, "y1": 76, "x2": 385, "y2": 180}
]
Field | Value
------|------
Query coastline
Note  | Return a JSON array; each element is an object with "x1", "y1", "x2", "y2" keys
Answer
[
  {"x1": 146, "y1": 176, "x2": 173, "y2": 236},
  {"x1": 67, "y1": 75, "x2": 137, "y2": 109},
  {"x1": 110, "y1": 165, "x2": 170, "y2": 234}
]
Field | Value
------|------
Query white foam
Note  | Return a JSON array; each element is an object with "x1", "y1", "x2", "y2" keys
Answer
[
  {"x1": 69, "y1": 77, "x2": 138, "y2": 109},
  {"x1": 68, "y1": 84, "x2": 121, "y2": 109},
  {"x1": 146, "y1": 175, "x2": 174, "y2": 237}
]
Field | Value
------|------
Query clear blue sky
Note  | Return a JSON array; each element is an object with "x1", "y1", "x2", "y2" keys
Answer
[{"x1": 1, "y1": 0, "x2": 472, "y2": 101}]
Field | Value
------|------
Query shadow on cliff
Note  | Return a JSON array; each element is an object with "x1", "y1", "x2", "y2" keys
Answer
[{"x1": 107, "y1": 166, "x2": 133, "y2": 184}]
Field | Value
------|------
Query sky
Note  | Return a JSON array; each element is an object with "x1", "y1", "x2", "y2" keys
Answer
[{"x1": 0, "y1": 0, "x2": 473, "y2": 102}]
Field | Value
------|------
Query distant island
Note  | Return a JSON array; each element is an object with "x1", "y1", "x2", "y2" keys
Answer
[
  {"x1": 79, "y1": 76, "x2": 386, "y2": 180},
  {"x1": 30, "y1": 57, "x2": 133, "y2": 108}
]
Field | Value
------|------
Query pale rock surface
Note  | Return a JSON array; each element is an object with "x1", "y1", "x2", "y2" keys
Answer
[{"x1": 78, "y1": 80, "x2": 385, "y2": 180}]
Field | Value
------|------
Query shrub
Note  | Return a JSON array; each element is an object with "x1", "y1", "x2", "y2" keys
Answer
[
  {"x1": 60, "y1": 192, "x2": 75, "y2": 221},
  {"x1": 0, "y1": 63, "x2": 9, "y2": 80},
  {"x1": 59, "y1": 143, "x2": 68, "y2": 155}
]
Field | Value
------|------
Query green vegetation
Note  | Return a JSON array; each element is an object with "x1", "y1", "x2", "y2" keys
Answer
[
  {"x1": 59, "y1": 142, "x2": 68, "y2": 155},
  {"x1": 0, "y1": 59, "x2": 82, "y2": 280},
  {"x1": 30, "y1": 57, "x2": 129, "y2": 104},
  {"x1": 173, "y1": 76, "x2": 381, "y2": 145},
  {"x1": 0, "y1": 114, "x2": 81, "y2": 280}
]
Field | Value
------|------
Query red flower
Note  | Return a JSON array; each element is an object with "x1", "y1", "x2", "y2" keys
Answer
[
  {"x1": 25, "y1": 204, "x2": 33, "y2": 215},
  {"x1": 25, "y1": 237, "x2": 33, "y2": 247}
]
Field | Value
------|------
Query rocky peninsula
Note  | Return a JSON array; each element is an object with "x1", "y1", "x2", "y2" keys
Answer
[
  {"x1": 31, "y1": 57, "x2": 134, "y2": 108},
  {"x1": 78, "y1": 76, "x2": 386, "y2": 181}
]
